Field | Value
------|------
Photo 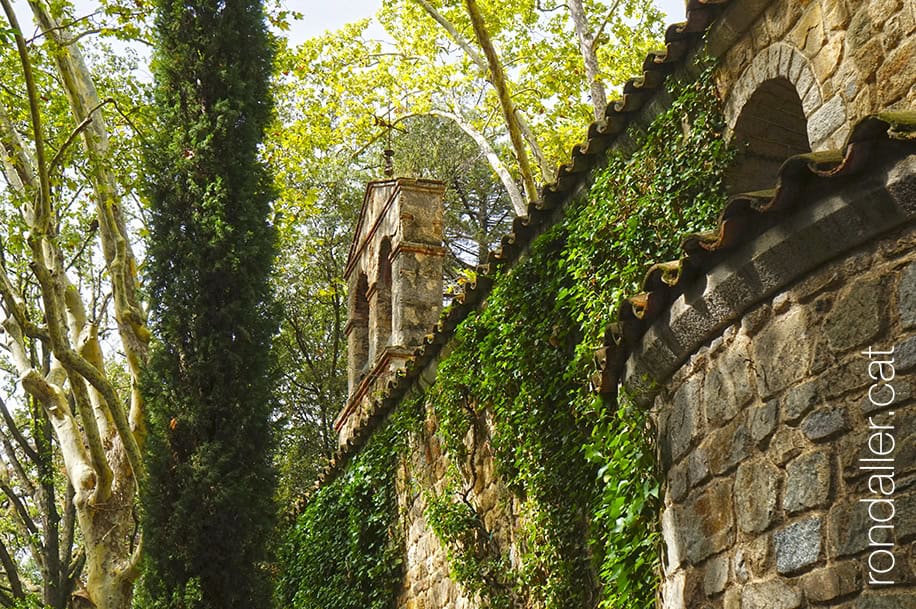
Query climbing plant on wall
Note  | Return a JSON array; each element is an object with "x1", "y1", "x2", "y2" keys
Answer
[
  {"x1": 276, "y1": 60, "x2": 732, "y2": 609},
  {"x1": 423, "y1": 61, "x2": 732, "y2": 609},
  {"x1": 276, "y1": 398, "x2": 423, "y2": 609}
]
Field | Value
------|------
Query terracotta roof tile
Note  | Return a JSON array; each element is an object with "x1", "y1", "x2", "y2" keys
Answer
[{"x1": 596, "y1": 111, "x2": 916, "y2": 395}]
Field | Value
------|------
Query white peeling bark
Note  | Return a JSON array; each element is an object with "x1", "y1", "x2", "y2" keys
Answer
[
  {"x1": 0, "y1": 2, "x2": 149, "y2": 608},
  {"x1": 568, "y1": 0, "x2": 608, "y2": 120},
  {"x1": 428, "y1": 110, "x2": 529, "y2": 216}
]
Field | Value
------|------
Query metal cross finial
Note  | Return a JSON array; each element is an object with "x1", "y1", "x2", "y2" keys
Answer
[{"x1": 383, "y1": 101, "x2": 394, "y2": 177}]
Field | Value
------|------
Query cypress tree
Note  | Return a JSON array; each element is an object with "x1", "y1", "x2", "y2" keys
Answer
[{"x1": 141, "y1": 1, "x2": 277, "y2": 607}]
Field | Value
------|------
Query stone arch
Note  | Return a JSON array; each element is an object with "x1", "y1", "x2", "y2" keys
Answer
[
  {"x1": 724, "y1": 43, "x2": 823, "y2": 135},
  {"x1": 346, "y1": 272, "x2": 371, "y2": 392},
  {"x1": 722, "y1": 43, "x2": 848, "y2": 192},
  {"x1": 727, "y1": 77, "x2": 810, "y2": 193},
  {"x1": 369, "y1": 236, "x2": 394, "y2": 359},
  {"x1": 725, "y1": 43, "x2": 850, "y2": 152}
]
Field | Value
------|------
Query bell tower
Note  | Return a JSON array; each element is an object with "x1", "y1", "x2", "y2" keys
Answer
[{"x1": 335, "y1": 178, "x2": 446, "y2": 445}]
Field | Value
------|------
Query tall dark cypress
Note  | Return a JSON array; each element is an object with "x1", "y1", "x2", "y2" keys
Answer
[{"x1": 142, "y1": 1, "x2": 277, "y2": 607}]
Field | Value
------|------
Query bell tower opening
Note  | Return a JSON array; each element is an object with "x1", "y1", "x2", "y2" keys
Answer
[
  {"x1": 369, "y1": 237, "x2": 393, "y2": 362},
  {"x1": 346, "y1": 273, "x2": 370, "y2": 394}
]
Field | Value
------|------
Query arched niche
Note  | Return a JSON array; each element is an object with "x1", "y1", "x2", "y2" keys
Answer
[{"x1": 726, "y1": 77, "x2": 811, "y2": 194}]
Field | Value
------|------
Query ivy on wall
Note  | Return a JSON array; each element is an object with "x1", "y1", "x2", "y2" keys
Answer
[
  {"x1": 423, "y1": 61, "x2": 732, "y2": 609},
  {"x1": 277, "y1": 61, "x2": 733, "y2": 609},
  {"x1": 275, "y1": 400, "x2": 422, "y2": 609}
]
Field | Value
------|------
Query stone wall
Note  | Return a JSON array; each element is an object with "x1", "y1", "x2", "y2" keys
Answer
[
  {"x1": 652, "y1": 222, "x2": 915, "y2": 609},
  {"x1": 716, "y1": 0, "x2": 915, "y2": 152},
  {"x1": 319, "y1": 3, "x2": 916, "y2": 608},
  {"x1": 621, "y1": 165, "x2": 916, "y2": 609},
  {"x1": 395, "y1": 407, "x2": 516, "y2": 609}
]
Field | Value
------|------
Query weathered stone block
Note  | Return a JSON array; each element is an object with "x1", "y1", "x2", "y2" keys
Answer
[
  {"x1": 811, "y1": 33, "x2": 845, "y2": 83},
  {"x1": 883, "y1": 7, "x2": 909, "y2": 52},
  {"x1": 704, "y1": 342, "x2": 755, "y2": 425},
  {"x1": 848, "y1": 6, "x2": 879, "y2": 51},
  {"x1": 784, "y1": 451, "x2": 832, "y2": 513},
  {"x1": 774, "y1": 516, "x2": 823, "y2": 574},
  {"x1": 668, "y1": 461, "x2": 689, "y2": 503},
  {"x1": 704, "y1": 552, "x2": 729, "y2": 596},
  {"x1": 858, "y1": 376, "x2": 911, "y2": 417},
  {"x1": 682, "y1": 479, "x2": 735, "y2": 564},
  {"x1": 828, "y1": 500, "x2": 872, "y2": 557},
  {"x1": 734, "y1": 535, "x2": 771, "y2": 583},
  {"x1": 801, "y1": 406, "x2": 849, "y2": 441},
  {"x1": 707, "y1": 418, "x2": 753, "y2": 475},
  {"x1": 899, "y1": 263, "x2": 916, "y2": 329},
  {"x1": 740, "y1": 579, "x2": 802, "y2": 609},
  {"x1": 749, "y1": 401, "x2": 778, "y2": 445},
  {"x1": 794, "y1": 269, "x2": 842, "y2": 303},
  {"x1": 808, "y1": 95, "x2": 848, "y2": 149},
  {"x1": 735, "y1": 459, "x2": 782, "y2": 534},
  {"x1": 740, "y1": 303, "x2": 771, "y2": 337},
  {"x1": 854, "y1": 37, "x2": 884, "y2": 83},
  {"x1": 667, "y1": 377, "x2": 704, "y2": 463},
  {"x1": 824, "y1": 278, "x2": 885, "y2": 352},
  {"x1": 753, "y1": 308, "x2": 812, "y2": 398},
  {"x1": 898, "y1": 487, "x2": 915, "y2": 543},
  {"x1": 767, "y1": 3, "x2": 803, "y2": 40},
  {"x1": 896, "y1": 335, "x2": 916, "y2": 371},
  {"x1": 770, "y1": 426, "x2": 809, "y2": 465},
  {"x1": 855, "y1": 590, "x2": 916, "y2": 609},
  {"x1": 662, "y1": 506, "x2": 685, "y2": 571},
  {"x1": 788, "y1": 2, "x2": 826, "y2": 56},
  {"x1": 788, "y1": 44, "x2": 808, "y2": 83},
  {"x1": 783, "y1": 380, "x2": 820, "y2": 423},
  {"x1": 877, "y1": 33, "x2": 916, "y2": 105},
  {"x1": 815, "y1": 357, "x2": 870, "y2": 399},
  {"x1": 661, "y1": 570, "x2": 685, "y2": 609},
  {"x1": 824, "y1": 0, "x2": 852, "y2": 30},
  {"x1": 801, "y1": 561, "x2": 862, "y2": 603},
  {"x1": 688, "y1": 447, "x2": 712, "y2": 489}
]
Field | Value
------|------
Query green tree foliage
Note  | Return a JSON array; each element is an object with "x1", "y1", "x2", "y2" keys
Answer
[
  {"x1": 270, "y1": 114, "x2": 516, "y2": 502},
  {"x1": 140, "y1": 0, "x2": 278, "y2": 607},
  {"x1": 272, "y1": 189, "x2": 355, "y2": 505},
  {"x1": 393, "y1": 115, "x2": 515, "y2": 274},
  {"x1": 267, "y1": 2, "x2": 663, "y2": 493}
]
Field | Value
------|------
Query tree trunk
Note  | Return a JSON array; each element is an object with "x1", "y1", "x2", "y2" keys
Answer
[
  {"x1": 81, "y1": 468, "x2": 137, "y2": 609},
  {"x1": 414, "y1": 0, "x2": 552, "y2": 182},
  {"x1": 0, "y1": 2, "x2": 148, "y2": 608},
  {"x1": 463, "y1": 0, "x2": 538, "y2": 206},
  {"x1": 428, "y1": 110, "x2": 528, "y2": 216},
  {"x1": 568, "y1": 0, "x2": 608, "y2": 120}
]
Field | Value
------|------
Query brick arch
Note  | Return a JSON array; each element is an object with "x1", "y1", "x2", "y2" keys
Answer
[{"x1": 723, "y1": 43, "x2": 845, "y2": 152}]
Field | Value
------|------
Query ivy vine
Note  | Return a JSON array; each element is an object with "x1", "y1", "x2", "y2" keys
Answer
[
  {"x1": 275, "y1": 399, "x2": 423, "y2": 609},
  {"x1": 277, "y1": 60, "x2": 733, "y2": 609},
  {"x1": 423, "y1": 61, "x2": 732, "y2": 609}
]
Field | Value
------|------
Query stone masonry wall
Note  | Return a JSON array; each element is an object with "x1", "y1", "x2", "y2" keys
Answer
[
  {"x1": 652, "y1": 221, "x2": 916, "y2": 609},
  {"x1": 395, "y1": 403, "x2": 517, "y2": 609},
  {"x1": 717, "y1": 0, "x2": 915, "y2": 151}
]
